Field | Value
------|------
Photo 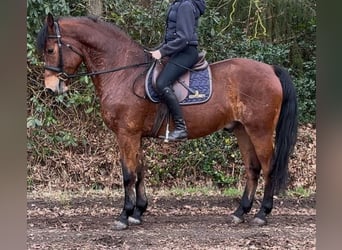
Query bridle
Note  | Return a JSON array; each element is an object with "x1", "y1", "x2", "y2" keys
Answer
[
  {"x1": 44, "y1": 21, "x2": 84, "y2": 81},
  {"x1": 44, "y1": 21, "x2": 152, "y2": 82}
]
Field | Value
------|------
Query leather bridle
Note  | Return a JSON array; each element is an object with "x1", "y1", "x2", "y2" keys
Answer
[
  {"x1": 44, "y1": 21, "x2": 152, "y2": 82},
  {"x1": 44, "y1": 21, "x2": 84, "y2": 81}
]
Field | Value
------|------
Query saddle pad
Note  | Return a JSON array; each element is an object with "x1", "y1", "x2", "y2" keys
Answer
[{"x1": 145, "y1": 64, "x2": 212, "y2": 105}]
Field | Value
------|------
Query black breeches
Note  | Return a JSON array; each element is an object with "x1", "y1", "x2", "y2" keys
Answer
[{"x1": 155, "y1": 45, "x2": 198, "y2": 93}]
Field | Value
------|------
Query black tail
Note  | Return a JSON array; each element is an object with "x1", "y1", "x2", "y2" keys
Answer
[{"x1": 272, "y1": 65, "x2": 298, "y2": 194}]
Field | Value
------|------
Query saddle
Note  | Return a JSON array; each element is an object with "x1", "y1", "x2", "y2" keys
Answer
[
  {"x1": 145, "y1": 51, "x2": 212, "y2": 105},
  {"x1": 145, "y1": 52, "x2": 213, "y2": 138}
]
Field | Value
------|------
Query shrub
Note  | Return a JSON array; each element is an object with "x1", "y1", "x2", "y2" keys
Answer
[{"x1": 27, "y1": 0, "x2": 316, "y2": 189}]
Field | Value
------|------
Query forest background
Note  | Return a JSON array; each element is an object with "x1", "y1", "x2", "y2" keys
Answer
[{"x1": 26, "y1": 0, "x2": 316, "y2": 194}]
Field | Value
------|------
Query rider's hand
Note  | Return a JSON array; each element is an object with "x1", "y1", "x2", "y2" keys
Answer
[{"x1": 150, "y1": 50, "x2": 162, "y2": 60}]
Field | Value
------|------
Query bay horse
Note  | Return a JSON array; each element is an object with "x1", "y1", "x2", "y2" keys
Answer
[{"x1": 37, "y1": 13, "x2": 298, "y2": 230}]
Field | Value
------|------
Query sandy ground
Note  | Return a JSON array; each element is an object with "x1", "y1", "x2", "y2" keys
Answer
[{"x1": 27, "y1": 190, "x2": 315, "y2": 249}]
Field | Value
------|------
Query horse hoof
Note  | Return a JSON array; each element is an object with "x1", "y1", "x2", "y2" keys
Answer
[
  {"x1": 128, "y1": 216, "x2": 142, "y2": 225},
  {"x1": 231, "y1": 214, "x2": 244, "y2": 224},
  {"x1": 250, "y1": 217, "x2": 267, "y2": 226},
  {"x1": 113, "y1": 220, "x2": 128, "y2": 230}
]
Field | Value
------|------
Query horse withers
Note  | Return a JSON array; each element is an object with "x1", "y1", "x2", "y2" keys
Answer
[{"x1": 37, "y1": 13, "x2": 298, "y2": 230}]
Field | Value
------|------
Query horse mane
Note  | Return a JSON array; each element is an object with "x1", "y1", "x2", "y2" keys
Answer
[
  {"x1": 36, "y1": 16, "x2": 137, "y2": 54},
  {"x1": 36, "y1": 22, "x2": 49, "y2": 53}
]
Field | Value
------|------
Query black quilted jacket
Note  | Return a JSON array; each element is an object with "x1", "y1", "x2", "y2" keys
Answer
[{"x1": 159, "y1": 0, "x2": 206, "y2": 57}]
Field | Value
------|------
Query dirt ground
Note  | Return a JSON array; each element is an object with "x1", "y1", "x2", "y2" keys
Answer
[{"x1": 27, "y1": 190, "x2": 315, "y2": 250}]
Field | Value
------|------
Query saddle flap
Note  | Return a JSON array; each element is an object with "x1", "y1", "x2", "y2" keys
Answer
[
  {"x1": 151, "y1": 61, "x2": 189, "y2": 102},
  {"x1": 173, "y1": 72, "x2": 190, "y2": 101}
]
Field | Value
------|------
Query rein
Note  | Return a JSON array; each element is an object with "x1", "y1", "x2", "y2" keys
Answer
[
  {"x1": 55, "y1": 61, "x2": 152, "y2": 80},
  {"x1": 45, "y1": 21, "x2": 152, "y2": 81}
]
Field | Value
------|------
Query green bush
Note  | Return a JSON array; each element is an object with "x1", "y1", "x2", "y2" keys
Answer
[
  {"x1": 27, "y1": 0, "x2": 71, "y2": 65},
  {"x1": 27, "y1": 0, "x2": 316, "y2": 123},
  {"x1": 27, "y1": 0, "x2": 316, "y2": 189},
  {"x1": 177, "y1": 132, "x2": 243, "y2": 188}
]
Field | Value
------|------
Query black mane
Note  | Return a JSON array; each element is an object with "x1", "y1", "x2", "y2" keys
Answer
[
  {"x1": 36, "y1": 22, "x2": 49, "y2": 54},
  {"x1": 36, "y1": 16, "x2": 101, "y2": 54},
  {"x1": 36, "y1": 16, "x2": 143, "y2": 56}
]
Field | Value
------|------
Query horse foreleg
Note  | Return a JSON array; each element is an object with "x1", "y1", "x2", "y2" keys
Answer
[
  {"x1": 114, "y1": 134, "x2": 147, "y2": 230},
  {"x1": 231, "y1": 125, "x2": 261, "y2": 224},
  {"x1": 114, "y1": 157, "x2": 137, "y2": 230},
  {"x1": 129, "y1": 156, "x2": 148, "y2": 225}
]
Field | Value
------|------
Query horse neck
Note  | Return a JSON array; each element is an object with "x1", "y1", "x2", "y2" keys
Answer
[{"x1": 61, "y1": 18, "x2": 146, "y2": 92}]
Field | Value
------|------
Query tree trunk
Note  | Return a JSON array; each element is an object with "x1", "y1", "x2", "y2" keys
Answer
[{"x1": 88, "y1": 0, "x2": 103, "y2": 17}]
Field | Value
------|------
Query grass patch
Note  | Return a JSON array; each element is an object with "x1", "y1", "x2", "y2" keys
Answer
[
  {"x1": 166, "y1": 186, "x2": 243, "y2": 197},
  {"x1": 222, "y1": 188, "x2": 243, "y2": 197},
  {"x1": 27, "y1": 187, "x2": 122, "y2": 201},
  {"x1": 27, "y1": 186, "x2": 314, "y2": 203},
  {"x1": 168, "y1": 186, "x2": 220, "y2": 196},
  {"x1": 286, "y1": 186, "x2": 313, "y2": 198}
]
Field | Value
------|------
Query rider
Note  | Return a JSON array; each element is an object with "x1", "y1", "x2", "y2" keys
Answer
[{"x1": 149, "y1": 0, "x2": 206, "y2": 141}]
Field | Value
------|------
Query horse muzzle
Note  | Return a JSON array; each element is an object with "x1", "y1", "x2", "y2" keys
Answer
[{"x1": 44, "y1": 75, "x2": 69, "y2": 95}]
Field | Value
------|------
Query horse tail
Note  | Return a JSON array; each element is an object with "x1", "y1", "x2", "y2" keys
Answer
[{"x1": 271, "y1": 65, "x2": 298, "y2": 194}]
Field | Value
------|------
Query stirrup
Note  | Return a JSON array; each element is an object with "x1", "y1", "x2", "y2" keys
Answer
[{"x1": 159, "y1": 120, "x2": 171, "y2": 142}]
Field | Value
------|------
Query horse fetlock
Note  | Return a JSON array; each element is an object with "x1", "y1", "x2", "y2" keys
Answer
[{"x1": 136, "y1": 198, "x2": 148, "y2": 214}]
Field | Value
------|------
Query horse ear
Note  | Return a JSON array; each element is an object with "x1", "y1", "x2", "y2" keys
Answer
[{"x1": 46, "y1": 13, "x2": 54, "y2": 28}]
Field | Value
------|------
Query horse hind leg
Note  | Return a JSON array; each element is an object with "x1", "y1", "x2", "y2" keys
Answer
[
  {"x1": 231, "y1": 123, "x2": 261, "y2": 224},
  {"x1": 248, "y1": 132, "x2": 276, "y2": 226}
]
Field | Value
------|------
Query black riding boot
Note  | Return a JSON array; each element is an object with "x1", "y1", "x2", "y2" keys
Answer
[{"x1": 160, "y1": 87, "x2": 188, "y2": 141}]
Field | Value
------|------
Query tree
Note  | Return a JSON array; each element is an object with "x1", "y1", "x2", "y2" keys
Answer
[{"x1": 87, "y1": 0, "x2": 103, "y2": 16}]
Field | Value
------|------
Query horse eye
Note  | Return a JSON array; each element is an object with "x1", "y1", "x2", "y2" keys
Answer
[{"x1": 47, "y1": 48, "x2": 54, "y2": 54}]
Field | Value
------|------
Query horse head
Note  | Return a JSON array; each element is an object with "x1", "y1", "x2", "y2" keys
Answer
[{"x1": 37, "y1": 13, "x2": 84, "y2": 94}]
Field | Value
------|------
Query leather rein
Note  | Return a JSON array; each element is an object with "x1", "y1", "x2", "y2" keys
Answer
[{"x1": 44, "y1": 21, "x2": 152, "y2": 82}]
